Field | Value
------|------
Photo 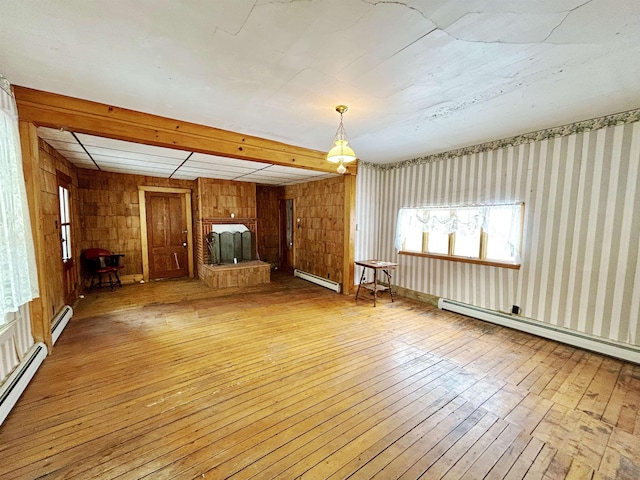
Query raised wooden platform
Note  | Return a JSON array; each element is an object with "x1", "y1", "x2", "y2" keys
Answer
[{"x1": 200, "y1": 260, "x2": 270, "y2": 289}]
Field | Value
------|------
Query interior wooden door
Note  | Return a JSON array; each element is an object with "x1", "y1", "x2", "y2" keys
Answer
[
  {"x1": 279, "y1": 198, "x2": 294, "y2": 273},
  {"x1": 146, "y1": 192, "x2": 189, "y2": 280}
]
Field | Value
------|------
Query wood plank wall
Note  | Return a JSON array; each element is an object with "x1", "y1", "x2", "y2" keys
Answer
[
  {"x1": 77, "y1": 170, "x2": 195, "y2": 283},
  {"x1": 285, "y1": 177, "x2": 345, "y2": 284},
  {"x1": 38, "y1": 140, "x2": 80, "y2": 316},
  {"x1": 256, "y1": 185, "x2": 283, "y2": 267},
  {"x1": 196, "y1": 178, "x2": 257, "y2": 219}
]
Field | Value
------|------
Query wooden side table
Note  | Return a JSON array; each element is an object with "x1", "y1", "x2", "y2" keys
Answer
[{"x1": 355, "y1": 260, "x2": 398, "y2": 307}]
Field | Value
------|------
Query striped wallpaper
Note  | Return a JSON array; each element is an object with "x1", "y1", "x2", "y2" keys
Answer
[{"x1": 355, "y1": 118, "x2": 640, "y2": 347}]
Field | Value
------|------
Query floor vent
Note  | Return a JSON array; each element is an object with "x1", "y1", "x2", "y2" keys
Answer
[
  {"x1": 294, "y1": 269, "x2": 341, "y2": 293},
  {"x1": 0, "y1": 343, "x2": 47, "y2": 425},
  {"x1": 51, "y1": 305, "x2": 73, "y2": 345},
  {"x1": 438, "y1": 298, "x2": 639, "y2": 364}
]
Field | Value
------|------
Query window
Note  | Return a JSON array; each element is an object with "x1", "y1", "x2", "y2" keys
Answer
[
  {"x1": 58, "y1": 173, "x2": 72, "y2": 263},
  {"x1": 396, "y1": 203, "x2": 523, "y2": 268}
]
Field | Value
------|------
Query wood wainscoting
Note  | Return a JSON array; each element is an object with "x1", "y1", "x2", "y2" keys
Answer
[{"x1": 0, "y1": 274, "x2": 639, "y2": 479}]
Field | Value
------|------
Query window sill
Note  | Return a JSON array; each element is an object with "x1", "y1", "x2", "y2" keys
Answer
[{"x1": 399, "y1": 251, "x2": 521, "y2": 270}]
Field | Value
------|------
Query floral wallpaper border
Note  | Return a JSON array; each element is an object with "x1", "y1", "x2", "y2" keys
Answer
[
  {"x1": 0, "y1": 74, "x2": 12, "y2": 97},
  {"x1": 361, "y1": 108, "x2": 640, "y2": 171}
]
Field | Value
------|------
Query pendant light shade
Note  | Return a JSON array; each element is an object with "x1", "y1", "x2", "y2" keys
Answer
[
  {"x1": 326, "y1": 140, "x2": 356, "y2": 164},
  {"x1": 327, "y1": 105, "x2": 356, "y2": 173}
]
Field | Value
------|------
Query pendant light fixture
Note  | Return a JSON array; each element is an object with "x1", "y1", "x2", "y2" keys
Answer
[{"x1": 327, "y1": 105, "x2": 356, "y2": 174}]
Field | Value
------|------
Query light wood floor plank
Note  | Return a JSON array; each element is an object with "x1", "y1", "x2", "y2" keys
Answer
[
  {"x1": 0, "y1": 273, "x2": 638, "y2": 479},
  {"x1": 523, "y1": 444, "x2": 559, "y2": 480}
]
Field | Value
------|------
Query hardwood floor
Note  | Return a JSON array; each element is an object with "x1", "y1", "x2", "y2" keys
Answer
[{"x1": 1, "y1": 273, "x2": 639, "y2": 479}]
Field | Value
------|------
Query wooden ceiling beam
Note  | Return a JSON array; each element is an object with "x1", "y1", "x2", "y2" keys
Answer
[{"x1": 13, "y1": 86, "x2": 357, "y2": 175}]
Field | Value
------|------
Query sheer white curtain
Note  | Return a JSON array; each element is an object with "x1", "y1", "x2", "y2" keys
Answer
[
  {"x1": 0, "y1": 75, "x2": 39, "y2": 324},
  {"x1": 395, "y1": 206, "x2": 485, "y2": 250},
  {"x1": 395, "y1": 203, "x2": 522, "y2": 263},
  {"x1": 482, "y1": 204, "x2": 522, "y2": 263}
]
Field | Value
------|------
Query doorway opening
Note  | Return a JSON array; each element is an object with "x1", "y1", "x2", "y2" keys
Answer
[{"x1": 279, "y1": 198, "x2": 294, "y2": 273}]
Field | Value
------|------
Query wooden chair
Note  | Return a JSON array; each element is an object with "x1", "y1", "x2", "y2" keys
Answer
[{"x1": 83, "y1": 248, "x2": 124, "y2": 291}]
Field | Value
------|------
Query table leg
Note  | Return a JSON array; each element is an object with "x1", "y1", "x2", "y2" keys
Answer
[
  {"x1": 356, "y1": 268, "x2": 366, "y2": 302},
  {"x1": 384, "y1": 269, "x2": 394, "y2": 303},
  {"x1": 373, "y1": 269, "x2": 378, "y2": 307}
]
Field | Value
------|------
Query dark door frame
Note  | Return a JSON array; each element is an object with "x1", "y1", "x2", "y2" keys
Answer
[{"x1": 279, "y1": 198, "x2": 294, "y2": 273}]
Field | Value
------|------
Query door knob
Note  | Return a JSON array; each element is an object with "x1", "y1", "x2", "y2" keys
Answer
[{"x1": 182, "y1": 242, "x2": 188, "y2": 248}]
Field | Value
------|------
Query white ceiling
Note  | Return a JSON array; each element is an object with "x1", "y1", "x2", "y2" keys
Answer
[
  {"x1": 37, "y1": 127, "x2": 335, "y2": 185},
  {"x1": 2, "y1": 0, "x2": 640, "y2": 173}
]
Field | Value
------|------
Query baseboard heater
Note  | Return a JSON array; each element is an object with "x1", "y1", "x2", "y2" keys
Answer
[
  {"x1": 294, "y1": 269, "x2": 341, "y2": 293},
  {"x1": 0, "y1": 342, "x2": 48, "y2": 425},
  {"x1": 438, "y1": 298, "x2": 640, "y2": 364},
  {"x1": 51, "y1": 305, "x2": 73, "y2": 345}
]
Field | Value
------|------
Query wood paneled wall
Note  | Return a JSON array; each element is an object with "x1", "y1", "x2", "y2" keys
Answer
[
  {"x1": 77, "y1": 170, "x2": 195, "y2": 282},
  {"x1": 38, "y1": 140, "x2": 79, "y2": 316},
  {"x1": 197, "y1": 178, "x2": 256, "y2": 219},
  {"x1": 285, "y1": 177, "x2": 345, "y2": 284},
  {"x1": 357, "y1": 120, "x2": 640, "y2": 348},
  {"x1": 256, "y1": 185, "x2": 283, "y2": 267}
]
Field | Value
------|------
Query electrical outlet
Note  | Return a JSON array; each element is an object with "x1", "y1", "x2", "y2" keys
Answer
[{"x1": 511, "y1": 305, "x2": 520, "y2": 315}]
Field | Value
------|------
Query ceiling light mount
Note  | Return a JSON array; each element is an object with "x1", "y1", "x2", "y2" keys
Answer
[
  {"x1": 335, "y1": 105, "x2": 348, "y2": 115},
  {"x1": 327, "y1": 104, "x2": 356, "y2": 174}
]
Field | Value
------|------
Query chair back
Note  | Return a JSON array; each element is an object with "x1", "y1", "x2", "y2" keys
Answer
[
  {"x1": 83, "y1": 248, "x2": 114, "y2": 271},
  {"x1": 84, "y1": 248, "x2": 111, "y2": 260}
]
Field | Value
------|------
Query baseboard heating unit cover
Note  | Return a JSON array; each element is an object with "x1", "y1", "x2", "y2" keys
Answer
[
  {"x1": 294, "y1": 269, "x2": 341, "y2": 293},
  {"x1": 0, "y1": 342, "x2": 48, "y2": 425},
  {"x1": 51, "y1": 304, "x2": 73, "y2": 345},
  {"x1": 438, "y1": 298, "x2": 639, "y2": 364}
]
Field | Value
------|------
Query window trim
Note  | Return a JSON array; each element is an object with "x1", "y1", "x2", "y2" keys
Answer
[
  {"x1": 397, "y1": 203, "x2": 524, "y2": 269},
  {"x1": 399, "y1": 250, "x2": 521, "y2": 269}
]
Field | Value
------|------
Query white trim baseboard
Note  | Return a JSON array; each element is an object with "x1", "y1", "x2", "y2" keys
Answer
[
  {"x1": 294, "y1": 269, "x2": 341, "y2": 293},
  {"x1": 0, "y1": 342, "x2": 47, "y2": 425},
  {"x1": 439, "y1": 298, "x2": 639, "y2": 364}
]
